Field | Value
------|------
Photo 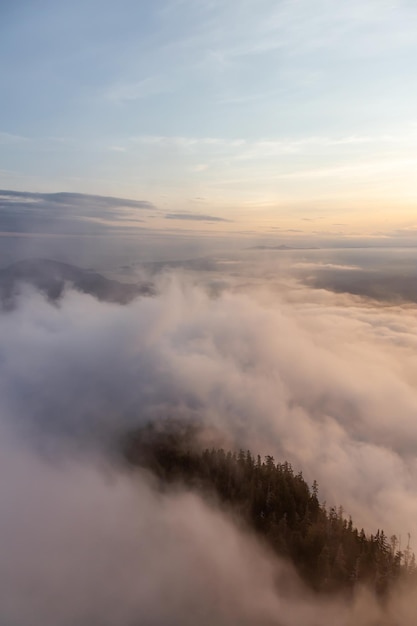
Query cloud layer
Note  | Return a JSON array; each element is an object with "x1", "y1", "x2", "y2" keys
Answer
[
  {"x1": 2, "y1": 263, "x2": 417, "y2": 624},
  {"x1": 0, "y1": 190, "x2": 155, "y2": 236},
  {"x1": 6, "y1": 421, "x2": 414, "y2": 626}
]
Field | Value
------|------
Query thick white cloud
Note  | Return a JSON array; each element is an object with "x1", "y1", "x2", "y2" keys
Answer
[
  {"x1": 1, "y1": 422, "x2": 416, "y2": 626},
  {"x1": 2, "y1": 273, "x2": 417, "y2": 535},
  {"x1": 1, "y1": 268, "x2": 417, "y2": 624}
]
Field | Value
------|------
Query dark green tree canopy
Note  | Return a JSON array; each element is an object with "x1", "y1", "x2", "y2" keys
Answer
[{"x1": 123, "y1": 421, "x2": 416, "y2": 595}]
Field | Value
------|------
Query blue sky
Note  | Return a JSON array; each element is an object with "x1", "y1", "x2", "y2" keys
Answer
[{"x1": 1, "y1": 0, "x2": 417, "y2": 239}]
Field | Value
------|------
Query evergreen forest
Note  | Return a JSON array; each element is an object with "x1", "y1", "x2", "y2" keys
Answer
[{"x1": 123, "y1": 421, "x2": 416, "y2": 595}]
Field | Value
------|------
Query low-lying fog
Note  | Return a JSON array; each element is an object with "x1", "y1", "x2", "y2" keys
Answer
[{"x1": 1, "y1": 238, "x2": 417, "y2": 625}]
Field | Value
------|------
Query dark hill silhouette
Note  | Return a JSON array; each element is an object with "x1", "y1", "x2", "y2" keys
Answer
[
  {"x1": 0, "y1": 259, "x2": 154, "y2": 309},
  {"x1": 123, "y1": 420, "x2": 416, "y2": 596}
]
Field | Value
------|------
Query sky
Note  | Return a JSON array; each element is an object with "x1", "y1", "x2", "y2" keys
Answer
[
  {"x1": 2, "y1": 5, "x2": 417, "y2": 621},
  {"x1": 1, "y1": 0, "x2": 417, "y2": 241}
]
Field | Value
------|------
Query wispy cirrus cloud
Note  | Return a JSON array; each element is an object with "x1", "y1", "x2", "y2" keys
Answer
[
  {"x1": 130, "y1": 130, "x2": 417, "y2": 159},
  {"x1": 105, "y1": 76, "x2": 172, "y2": 103},
  {"x1": 0, "y1": 190, "x2": 157, "y2": 236},
  {"x1": 0, "y1": 132, "x2": 29, "y2": 144},
  {"x1": 165, "y1": 212, "x2": 230, "y2": 222}
]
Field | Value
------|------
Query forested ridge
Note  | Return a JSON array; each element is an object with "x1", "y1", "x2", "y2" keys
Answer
[{"x1": 123, "y1": 422, "x2": 416, "y2": 595}]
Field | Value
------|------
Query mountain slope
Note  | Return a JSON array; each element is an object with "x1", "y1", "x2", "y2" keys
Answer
[
  {"x1": 123, "y1": 421, "x2": 416, "y2": 595},
  {"x1": 0, "y1": 258, "x2": 154, "y2": 308}
]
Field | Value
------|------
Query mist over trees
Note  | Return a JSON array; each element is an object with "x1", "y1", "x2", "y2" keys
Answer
[
  {"x1": 124, "y1": 421, "x2": 416, "y2": 596},
  {"x1": 1, "y1": 261, "x2": 417, "y2": 624}
]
